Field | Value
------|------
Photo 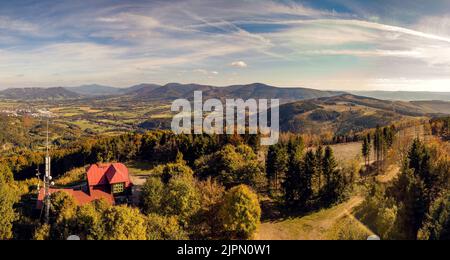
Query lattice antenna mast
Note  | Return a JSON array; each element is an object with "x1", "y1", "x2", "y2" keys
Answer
[{"x1": 43, "y1": 119, "x2": 52, "y2": 224}]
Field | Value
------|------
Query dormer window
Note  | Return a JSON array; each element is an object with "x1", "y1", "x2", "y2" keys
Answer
[{"x1": 112, "y1": 182, "x2": 125, "y2": 194}]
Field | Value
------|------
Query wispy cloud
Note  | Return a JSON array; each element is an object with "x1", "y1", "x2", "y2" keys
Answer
[{"x1": 0, "y1": 0, "x2": 450, "y2": 91}]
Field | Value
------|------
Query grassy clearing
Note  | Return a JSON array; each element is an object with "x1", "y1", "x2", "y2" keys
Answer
[
  {"x1": 256, "y1": 196, "x2": 373, "y2": 240},
  {"x1": 71, "y1": 120, "x2": 113, "y2": 132},
  {"x1": 127, "y1": 161, "x2": 155, "y2": 175},
  {"x1": 329, "y1": 142, "x2": 363, "y2": 163}
]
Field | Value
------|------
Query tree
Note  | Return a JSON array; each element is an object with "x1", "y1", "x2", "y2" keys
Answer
[
  {"x1": 362, "y1": 136, "x2": 371, "y2": 167},
  {"x1": 152, "y1": 162, "x2": 194, "y2": 184},
  {"x1": 219, "y1": 185, "x2": 261, "y2": 239},
  {"x1": 162, "y1": 176, "x2": 201, "y2": 225},
  {"x1": 70, "y1": 199, "x2": 109, "y2": 240},
  {"x1": 387, "y1": 163, "x2": 426, "y2": 240},
  {"x1": 283, "y1": 138, "x2": 304, "y2": 206},
  {"x1": 33, "y1": 224, "x2": 50, "y2": 240},
  {"x1": 103, "y1": 206, "x2": 147, "y2": 240},
  {"x1": 297, "y1": 150, "x2": 315, "y2": 209},
  {"x1": 321, "y1": 146, "x2": 345, "y2": 206},
  {"x1": 50, "y1": 191, "x2": 78, "y2": 239},
  {"x1": 374, "y1": 126, "x2": 384, "y2": 170},
  {"x1": 266, "y1": 144, "x2": 289, "y2": 194},
  {"x1": 408, "y1": 139, "x2": 434, "y2": 191},
  {"x1": 141, "y1": 173, "x2": 201, "y2": 227},
  {"x1": 418, "y1": 193, "x2": 450, "y2": 240},
  {"x1": 384, "y1": 126, "x2": 395, "y2": 149},
  {"x1": 0, "y1": 165, "x2": 17, "y2": 240},
  {"x1": 195, "y1": 144, "x2": 263, "y2": 188},
  {"x1": 191, "y1": 178, "x2": 225, "y2": 239},
  {"x1": 50, "y1": 191, "x2": 77, "y2": 217},
  {"x1": 140, "y1": 177, "x2": 165, "y2": 214},
  {"x1": 314, "y1": 146, "x2": 324, "y2": 194},
  {"x1": 146, "y1": 214, "x2": 188, "y2": 240}
]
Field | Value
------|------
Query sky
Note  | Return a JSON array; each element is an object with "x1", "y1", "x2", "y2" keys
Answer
[{"x1": 1, "y1": 0, "x2": 450, "y2": 91}]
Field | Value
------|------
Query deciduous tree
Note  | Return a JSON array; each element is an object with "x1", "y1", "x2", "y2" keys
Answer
[{"x1": 219, "y1": 185, "x2": 261, "y2": 239}]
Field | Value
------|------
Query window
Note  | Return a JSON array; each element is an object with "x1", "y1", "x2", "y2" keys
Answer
[{"x1": 112, "y1": 183, "x2": 125, "y2": 194}]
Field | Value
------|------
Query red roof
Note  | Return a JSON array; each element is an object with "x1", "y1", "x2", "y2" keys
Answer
[
  {"x1": 36, "y1": 188, "x2": 114, "y2": 209},
  {"x1": 87, "y1": 163, "x2": 132, "y2": 187}
]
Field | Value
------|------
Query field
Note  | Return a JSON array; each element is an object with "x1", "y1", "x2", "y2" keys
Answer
[
  {"x1": 0, "y1": 98, "x2": 174, "y2": 146},
  {"x1": 329, "y1": 142, "x2": 363, "y2": 163}
]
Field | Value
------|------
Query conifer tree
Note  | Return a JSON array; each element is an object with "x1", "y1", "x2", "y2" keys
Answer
[
  {"x1": 321, "y1": 146, "x2": 344, "y2": 206},
  {"x1": 283, "y1": 137, "x2": 304, "y2": 206},
  {"x1": 362, "y1": 137, "x2": 371, "y2": 167},
  {"x1": 374, "y1": 126, "x2": 384, "y2": 171},
  {"x1": 296, "y1": 150, "x2": 315, "y2": 209},
  {"x1": 266, "y1": 144, "x2": 288, "y2": 194},
  {"x1": 314, "y1": 146, "x2": 324, "y2": 194}
]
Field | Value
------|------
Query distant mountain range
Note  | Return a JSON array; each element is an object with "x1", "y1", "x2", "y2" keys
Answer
[
  {"x1": 0, "y1": 83, "x2": 344, "y2": 102},
  {"x1": 0, "y1": 87, "x2": 82, "y2": 100},
  {"x1": 349, "y1": 91, "x2": 450, "y2": 101},
  {"x1": 1, "y1": 84, "x2": 449, "y2": 114},
  {"x1": 65, "y1": 84, "x2": 124, "y2": 96},
  {"x1": 124, "y1": 83, "x2": 345, "y2": 102}
]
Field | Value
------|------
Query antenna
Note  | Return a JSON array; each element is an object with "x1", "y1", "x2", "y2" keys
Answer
[{"x1": 43, "y1": 119, "x2": 52, "y2": 224}]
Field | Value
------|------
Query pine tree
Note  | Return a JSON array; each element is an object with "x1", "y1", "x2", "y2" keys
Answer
[
  {"x1": 407, "y1": 139, "x2": 436, "y2": 202},
  {"x1": 283, "y1": 138, "x2": 304, "y2": 206},
  {"x1": 266, "y1": 144, "x2": 289, "y2": 194},
  {"x1": 374, "y1": 126, "x2": 384, "y2": 172},
  {"x1": 388, "y1": 160, "x2": 427, "y2": 239},
  {"x1": 297, "y1": 150, "x2": 315, "y2": 209},
  {"x1": 362, "y1": 137, "x2": 371, "y2": 167},
  {"x1": 314, "y1": 146, "x2": 324, "y2": 194},
  {"x1": 320, "y1": 146, "x2": 344, "y2": 206},
  {"x1": 384, "y1": 125, "x2": 395, "y2": 149}
]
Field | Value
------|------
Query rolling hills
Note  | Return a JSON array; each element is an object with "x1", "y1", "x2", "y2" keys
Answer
[
  {"x1": 0, "y1": 83, "x2": 344, "y2": 102},
  {"x1": 275, "y1": 94, "x2": 450, "y2": 135},
  {"x1": 123, "y1": 83, "x2": 345, "y2": 103},
  {"x1": 0, "y1": 87, "x2": 81, "y2": 100},
  {"x1": 65, "y1": 84, "x2": 124, "y2": 96}
]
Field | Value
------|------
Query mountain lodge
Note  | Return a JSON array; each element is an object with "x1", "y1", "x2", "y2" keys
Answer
[{"x1": 37, "y1": 163, "x2": 133, "y2": 209}]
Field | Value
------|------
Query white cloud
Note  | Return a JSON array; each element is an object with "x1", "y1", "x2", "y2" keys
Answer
[
  {"x1": 230, "y1": 61, "x2": 248, "y2": 68},
  {"x1": 415, "y1": 16, "x2": 450, "y2": 38},
  {"x1": 0, "y1": 16, "x2": 40, "y2": 34},
  {"x1": 2, "y1": 0, "x2": 450, "y2": 90},
  {"x1": 194, "y1": 69, "x2": 219, "y2": 76}
]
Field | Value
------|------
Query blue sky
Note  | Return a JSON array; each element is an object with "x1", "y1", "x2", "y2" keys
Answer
[{"x1": 1, "y1": 0, "x2": 450, "y2": 91}]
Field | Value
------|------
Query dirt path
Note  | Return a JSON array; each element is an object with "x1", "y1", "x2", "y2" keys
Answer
[
  {"x1": 376, "y1": 165, "x2": 401, "y2": 183},
  {"x1": 256, "y1": 196, "x2": 373, "y2": 240},
  {"x1": 129, "y1": 175, "x2": 150, "y2": 206}
]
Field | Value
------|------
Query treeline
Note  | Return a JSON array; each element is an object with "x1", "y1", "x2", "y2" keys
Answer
[
  {"x1": 2, "y1": 131, "x2": 261, "y2": 180},
  {"x1": 266, "y1": 138, "x2": 355, "y2": 211},
  {"x1": 359, "y1": 138, "x2": 450, "y2": 240}
]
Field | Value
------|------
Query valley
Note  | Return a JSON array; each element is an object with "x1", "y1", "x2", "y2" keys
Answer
[{"x1": 1, "y1": 83, "x2": 449, "y2": 241}]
